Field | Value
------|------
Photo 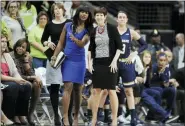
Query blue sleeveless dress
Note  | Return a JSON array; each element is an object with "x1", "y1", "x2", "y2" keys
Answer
[{"x1": 61, "y1": 22, "x2": 88, "y2": 84}]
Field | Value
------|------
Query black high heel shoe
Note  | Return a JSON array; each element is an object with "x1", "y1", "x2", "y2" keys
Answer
[
  {"x1": 14, "y1": 122, "x2": 22, "y2": 125},
  {"x1": 27, "y1": 115, "x2": 35, "y2": 126}
]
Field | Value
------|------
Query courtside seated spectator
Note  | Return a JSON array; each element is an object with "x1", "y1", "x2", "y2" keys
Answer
[
  {"x1": 1, "y1": 31, "x2": 31, "y2": 125},
  {"x1": 10, "y1": 38, "x2": 43, "y2": 125}
]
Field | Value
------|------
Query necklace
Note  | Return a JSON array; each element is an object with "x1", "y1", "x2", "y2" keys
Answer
[{"x1": 98, "y1": 26, "x2": 105, "y2": 34}]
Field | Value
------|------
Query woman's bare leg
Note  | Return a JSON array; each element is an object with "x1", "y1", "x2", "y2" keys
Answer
[
  {"x1": 91, "y1": 88, "x2": 101, "y2": 126},
  {"x1": 62, "y1": 82, "x2": 73, "y2": 125},
  {"x1": 108, "y1": 90, "x2": 118, "y2": 126},
  {"x1": 73, "y1": 84, "x2": 83, "y2": 126}
]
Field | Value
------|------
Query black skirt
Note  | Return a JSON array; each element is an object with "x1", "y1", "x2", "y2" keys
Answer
[{"x1": 92, "y1": 58, "x2": 118, "y2": 90}]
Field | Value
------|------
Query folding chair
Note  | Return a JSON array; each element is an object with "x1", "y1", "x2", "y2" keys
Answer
[
  {"x1": 34, "y1": 67, "x2": 52, "y2": 124},
  {"x1": 35, "y1": 67, "x2": 63, "y2": 125}
]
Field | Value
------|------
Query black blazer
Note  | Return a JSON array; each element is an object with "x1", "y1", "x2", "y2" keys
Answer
[{"x1": 89, "y1": 23, "x2": 122, "y2": 61}]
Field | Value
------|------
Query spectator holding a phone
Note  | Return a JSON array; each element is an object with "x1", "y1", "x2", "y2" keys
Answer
[{"x1": 10, "y1": 38, "x2": 42, "y2": 125}]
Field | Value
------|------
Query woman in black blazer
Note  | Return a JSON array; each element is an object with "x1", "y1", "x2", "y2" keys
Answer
[{"x1": 88, "y1": 7, "x2": 122, "y2": 126}]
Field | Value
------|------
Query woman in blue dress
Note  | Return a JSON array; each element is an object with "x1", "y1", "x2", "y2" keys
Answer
[{"x1": 51, "y1": 5, "x2": 93, "y2": 126}]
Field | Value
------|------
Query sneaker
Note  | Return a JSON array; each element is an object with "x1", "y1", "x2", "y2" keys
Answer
[
  {"x1": 165, "y1": 115, "x2": 179, "y2": 123},
  {"x1": 125, "y1": 115, "x2": 131, "y2": 121},
  {"x1": 97, "y1": 121, "x2": 104, "y2": 125},
  {"x1": 118, "y1": 115, "x2": 130, "y2": 124}
]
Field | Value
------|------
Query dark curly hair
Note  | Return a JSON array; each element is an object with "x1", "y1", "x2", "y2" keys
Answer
[{"x1": 13, "y1": 38, "x2": 30, "y2": 54}]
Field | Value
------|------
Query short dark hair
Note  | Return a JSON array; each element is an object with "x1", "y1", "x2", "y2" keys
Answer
[
  {"x1": 13, "y1": 38, "x2": 30, "y2": 54},
  {"x1": 51, "y1": 3, "x2": 66, "y2": 19},
  {"x1": 36, "y1": 11, "x2": 49, "y2": 24},
  {"x1": 117, "y1": 10, "x2": 128, "y2": 17},
  {"x1": 94, "y1": 7, "x2": 107, "y2": 16}
]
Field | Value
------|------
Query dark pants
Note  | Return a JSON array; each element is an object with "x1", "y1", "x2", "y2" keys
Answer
[
  {"x1": 1, "y1": 81, "x2": 31, "y2": 119},
  {"x1": 151, "y1": 86, "x2": 176, "y2": 112},
  {"x1": 142, "y1": 86, "x2": 176, "y2": 119},
  {"x1": 141, "y1": 88, "x2": 167, "y2": 118},
  {"x1": 33, "y1": 57, "x2": 47, "y2": 68}
]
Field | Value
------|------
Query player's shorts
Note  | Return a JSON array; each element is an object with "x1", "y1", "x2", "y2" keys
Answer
[{"x1": 118, "y1": 59, "x2": 136, "y2": 88}]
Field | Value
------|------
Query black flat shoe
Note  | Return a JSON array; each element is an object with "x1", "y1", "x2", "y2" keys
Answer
[
  {"x1": 20, "y1": 121, "x2": 28, "y2": 125},
  {"x1": 54, "y1": 116, "x2": 61, "y2": 126}
]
